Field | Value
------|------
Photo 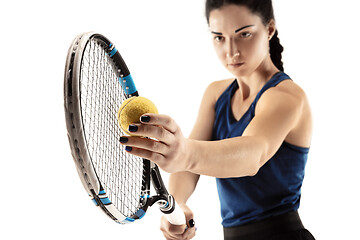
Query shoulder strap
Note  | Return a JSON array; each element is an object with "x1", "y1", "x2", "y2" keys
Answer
[
  {"x1": 253, "y1": 72, "x2": 292, "y2": 106},
  {"x1": 215, "y1": 79, "x2": 238, "y2": 110}
]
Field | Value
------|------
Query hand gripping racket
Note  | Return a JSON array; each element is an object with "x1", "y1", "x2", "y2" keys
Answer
[{"x1": 64, "y1": 32, "x2": 185, "y2": 225}]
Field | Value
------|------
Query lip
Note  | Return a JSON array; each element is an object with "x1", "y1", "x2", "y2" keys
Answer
[{"x1": 228, "y1": 63, "x2": 244, "y2": 68}]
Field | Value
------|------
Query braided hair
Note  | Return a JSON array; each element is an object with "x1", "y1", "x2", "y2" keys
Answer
[{"x1": 205, "y1": 0, "x2": 284, "y2": 72}]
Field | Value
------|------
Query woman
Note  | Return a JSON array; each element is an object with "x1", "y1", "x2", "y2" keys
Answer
[{"x1": 120, "y1": 0, "x2": 315, "y2": 239}]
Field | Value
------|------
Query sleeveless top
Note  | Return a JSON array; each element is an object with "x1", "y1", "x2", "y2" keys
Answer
[{"x1": 212, "y1": 72, "x2": 309, "y2": 227}]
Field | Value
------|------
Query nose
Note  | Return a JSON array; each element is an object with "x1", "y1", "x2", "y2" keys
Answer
[
  {"x1": 226, "y1": 51, "x2": 240, "y2": 58},
  {"x1": 225, "y1": 39, "x2": 240, "y2": 58}
]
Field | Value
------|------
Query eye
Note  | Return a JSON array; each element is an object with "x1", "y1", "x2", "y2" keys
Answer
[
  {"x1": 240, "y1": 32, "x2": 252, "y2": 38},
  {"x1": 214, "y1": 36, "x2": 224, "y2": 42}
]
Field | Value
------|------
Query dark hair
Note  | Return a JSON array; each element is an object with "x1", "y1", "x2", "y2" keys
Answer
[{"x1": 205, "y1": 0, "x2": 284, "y2": 72}]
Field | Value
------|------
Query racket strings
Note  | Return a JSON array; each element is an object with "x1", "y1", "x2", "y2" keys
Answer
[{"x1": 80, "y1": 39, "x2": 144, "y2": 217}]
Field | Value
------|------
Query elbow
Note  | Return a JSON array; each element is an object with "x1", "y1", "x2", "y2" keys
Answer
[
  {"x1": 246, "y1": 139, "x2": 269, "y2": 177},
  {"x1": 246, "y1": 148, "x2": 265, "y2": 177},
  {"x1": 247, "y1": 161, "x2": 260, "y2": 177},
  {"x1": 247, "y1": 148, "x2": 272, "y2": 177}
]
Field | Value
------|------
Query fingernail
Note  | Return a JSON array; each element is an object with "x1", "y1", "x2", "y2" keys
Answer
[
  {"x1": 125, "y1": 146, "x2": 132, "y2": 152},
  {"x1": 189, "y1": 219, "x2": 195, "y2": 228},
  {"x1": 120, "y1": 137, "x2": 128, "y2": 143},
  {"x1": 140, "y1": 115, "x2": 151, "y2": 122},
  {"x1": 128, "y1": 124, "x2": 138, "y2": 132}
]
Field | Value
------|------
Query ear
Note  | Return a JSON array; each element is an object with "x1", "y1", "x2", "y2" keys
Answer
[{"x1": 267, "y1": 19, "x2": 276, "y2": 40}]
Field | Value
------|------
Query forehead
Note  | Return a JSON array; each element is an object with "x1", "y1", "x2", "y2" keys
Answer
[{"x1": 209, "y1": 4, "x2": 263, "y2": 32}]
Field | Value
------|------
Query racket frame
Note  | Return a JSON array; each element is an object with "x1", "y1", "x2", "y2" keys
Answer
[{"x1": 64, "y1": 32, "x2": 183, "y2": 224}]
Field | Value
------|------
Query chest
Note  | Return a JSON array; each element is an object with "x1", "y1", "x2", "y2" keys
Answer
[{"x1": 230, "y1": 90, "x2": 258, "y2": 122}]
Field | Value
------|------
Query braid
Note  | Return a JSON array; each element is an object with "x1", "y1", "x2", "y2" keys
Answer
[{"x1": 269, "y1": 30, "x2": 284, "y2": 72}]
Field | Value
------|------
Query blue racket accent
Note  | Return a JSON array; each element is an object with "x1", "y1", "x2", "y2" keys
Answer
[
  {"x1": 92, "y1": 198, "x2": 99, "y2": 206},
  {"x1": 109, "y1": 47, "x2": 117, "y2": 57},
  {"x1": 140, "y1": 194, "x2": 150, "y2": 199},
  {"x1": 135, "y1": 209, "x2": 146, "y2": 219},
  {"x1": 99, "y1": 190, "x2": 106, "y2": 195},
  {"x1": 119, "y1": 209, "x2": 146, "y2": 224},
  {"x1": 100, "y1": 197, "x2": 111, "y2": 205},
  {"x1": 119, "y1": 74, "x2": 137, "y2": 95},
  {"x1": 123, "y1": 217, "x2": 135, "y2": 223}
]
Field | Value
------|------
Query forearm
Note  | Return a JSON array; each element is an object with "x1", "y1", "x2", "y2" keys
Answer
[
  {"x1": 168, "y1": 171, "x2": 200, "y2": 205},
  {"x1": 186, "y1": 136, "x2": 265, "y2": 178}
]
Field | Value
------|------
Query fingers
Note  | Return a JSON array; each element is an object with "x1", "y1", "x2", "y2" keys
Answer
[
  {"x1": 119, "y1": 114, "x2": 178, "y2": 158},
  {"x1": 180, "y1": 204, "x2": 196, "y2": 239},
  {"x1": 160, "y1": 220, "x2": 196, "y2": 240},
  {"x1": 182, "y1": 226, "x2": 196, "y2": 240},
  {"x1": 121, "y1": 140, "x2": 167, "y2": 166},
  {"x1": 140, "y1": 113, "x2": 178, "y2": 134},
  {"x1": 120, "y1": 136, "x2": 168, "y2": 155},
  {"x1": 160, "y1": 216, "x2": 187, "y2": 240},
  {"x1": 127, "y1": 123, "x2": 173, "y2": 143},
  {"x1": 159, "y1": 204, "x2": 197, "y2": 240},
  {"x1": 120, "y1": 113, "x2": 187, "y2": 173}
]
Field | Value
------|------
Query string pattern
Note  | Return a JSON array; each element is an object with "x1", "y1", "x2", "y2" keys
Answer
[{"x1": 79, "y1": 38, "x2": 143, "y2": 217}]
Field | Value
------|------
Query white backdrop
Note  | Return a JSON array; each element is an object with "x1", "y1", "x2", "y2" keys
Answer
[{"x1": 1, "y1": 0, "x2": 359, "y2": 239}]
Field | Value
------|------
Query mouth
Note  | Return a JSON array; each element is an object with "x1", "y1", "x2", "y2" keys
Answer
[{"x1": 227, "y1": 63, "x2": 244, "y2": 68}]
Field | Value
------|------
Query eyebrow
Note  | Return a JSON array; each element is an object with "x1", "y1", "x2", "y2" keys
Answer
[{"x1": 211, "y1": 25, "x2": 255, "y2": 35}]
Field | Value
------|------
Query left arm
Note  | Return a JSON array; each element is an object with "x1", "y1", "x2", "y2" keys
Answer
[
  {"x1": 187, "y1": 89, "x2": 303, "y2": 177},
  {"x1": 121, "y1": 87, "x2": 304, "y2": 178}
]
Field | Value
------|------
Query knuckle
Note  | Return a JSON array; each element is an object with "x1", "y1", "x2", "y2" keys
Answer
[
  {"x1": 151, "y1": 140, "x2": 158, "y2": 151},
  {"x1": 167, "y1": 118, "x2": 177, "y2": 130},
  {"x1": 157, "y1": 127, "x2": 167, "y2": 139},
  {"x1": 151, "y1": 152, "x2": 163, "y2": 163},
  {"x1": 164, "y1": 116, "x2": 172, "y2": 126}
]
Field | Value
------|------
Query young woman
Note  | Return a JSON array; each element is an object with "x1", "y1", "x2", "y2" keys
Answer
[{"x1": 120, "y1": 0, "x2": 315, "y2": 239}]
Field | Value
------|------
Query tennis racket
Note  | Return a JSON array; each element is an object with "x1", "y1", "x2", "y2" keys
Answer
[{"x1": 64, "y1": 32, "x2": 185, "y2": 225}]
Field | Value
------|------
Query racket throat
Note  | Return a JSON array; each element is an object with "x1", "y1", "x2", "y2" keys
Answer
[
  {"x1": 150, "y1": 163, "x2": 168, "y2": 196},
  {"x1": 149, "y1": 162, "x2": 176, "y2": 214},
  {"x1": 158, "y1": 195, "x2": 177, "y2": 215}
]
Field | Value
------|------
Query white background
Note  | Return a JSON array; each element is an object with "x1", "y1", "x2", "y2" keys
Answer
[{"x1": 1, "y1": 0, "x2": 359, "y2": 239}]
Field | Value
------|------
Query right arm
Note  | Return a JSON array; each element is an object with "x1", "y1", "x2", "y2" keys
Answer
[
  {"x1": 169, "y1": 81, "x2": 219, "y2": 203},
  {"x1": 169, "y1": 80, "x2": 221, "y2": 203},
  {"x1": 161, "y1": 81, "x2": 225, "y2": 239}
]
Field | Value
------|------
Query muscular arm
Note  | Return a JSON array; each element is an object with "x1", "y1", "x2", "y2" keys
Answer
[
  {"x1": 169, "y1": 82, "x2": 219, "y2": 203},
  {"x1": 120, "y1": 81, "x2": 308, "y2": 179},
  {"x1": 186, "y1": 87, "x2": 304, "y2": 178}
]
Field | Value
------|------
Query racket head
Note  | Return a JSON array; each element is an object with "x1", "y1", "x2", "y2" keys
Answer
[{"x1": 64, "y1": 32, "x2": 149, "y2": 224}]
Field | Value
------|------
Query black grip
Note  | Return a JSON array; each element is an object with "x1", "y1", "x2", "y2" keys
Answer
[{"x1": 151, "y1": 165, "x2": 168, "y2": 196}]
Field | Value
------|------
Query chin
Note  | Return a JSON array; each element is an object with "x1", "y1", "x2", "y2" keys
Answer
[{"x1": 227, "y1": 67, "x2": 248, "y2": 77}]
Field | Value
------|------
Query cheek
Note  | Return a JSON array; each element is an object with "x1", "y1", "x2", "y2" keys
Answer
[{"x1": 247, "y1": 35, "x2": 269, "y2": 60}]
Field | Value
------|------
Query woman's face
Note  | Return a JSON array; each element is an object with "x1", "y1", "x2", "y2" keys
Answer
[{"x1": 209, "y1": 4, "x2": 275, "y2": 77}]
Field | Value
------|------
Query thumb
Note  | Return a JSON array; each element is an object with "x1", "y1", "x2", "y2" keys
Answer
[{"x1": 179, "y1": 204, "x2": 195, "y2": 228}]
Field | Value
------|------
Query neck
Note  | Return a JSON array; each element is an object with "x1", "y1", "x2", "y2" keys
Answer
[{"x1": 235, "y1": 57, "x2": 279, "y2": 99}]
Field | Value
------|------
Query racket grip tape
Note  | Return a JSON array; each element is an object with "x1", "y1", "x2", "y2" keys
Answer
[
  {"x1": 164, "y1": 200, "x2": 186, "y2": 225},
  {"x1": 160, "y1": 195, "x2": 186, "y2": 225}
]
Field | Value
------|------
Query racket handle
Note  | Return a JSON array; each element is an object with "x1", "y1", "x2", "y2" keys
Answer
[
  {"x1": 165, "y1": 200, "x2": 186, "y2": 225},
  {"x1": 161, "y1": 195, "x2": 186, "y2": 225}
]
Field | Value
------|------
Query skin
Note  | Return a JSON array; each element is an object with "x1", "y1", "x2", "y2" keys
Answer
[{"x1": 120, "y1": 4, "x2": 312, "y2": 239}]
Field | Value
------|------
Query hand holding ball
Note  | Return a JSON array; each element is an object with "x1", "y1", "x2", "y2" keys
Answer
[{"x1": 117, "y1": 96, "x2": 158, "y2": 136}]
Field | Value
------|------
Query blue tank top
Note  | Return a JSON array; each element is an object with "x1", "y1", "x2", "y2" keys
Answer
[{"x1": 212, "y1": 72, "x2": 309, "y2": 227}]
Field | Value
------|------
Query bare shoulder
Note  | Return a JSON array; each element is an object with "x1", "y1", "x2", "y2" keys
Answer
[
  {"x1": 258, "y1": 79, "x2": 312, "y2": 147},
  {"x1": 189, "y1": 78, "x2": 235, "y2": 140},
  {"x1": 277, "y1": 79, "x2": 307, "y2": 99},
  {"x1": 261, "y1": 79, "x2": 309, "y2": 109},
  {"x1": 205, "y1": 78, "x2": 235, "y2": 104}
]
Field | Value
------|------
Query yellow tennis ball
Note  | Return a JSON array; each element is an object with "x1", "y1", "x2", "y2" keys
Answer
[{"x1": 117, "y1": 96, "x2": 158, "y2": 136}]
